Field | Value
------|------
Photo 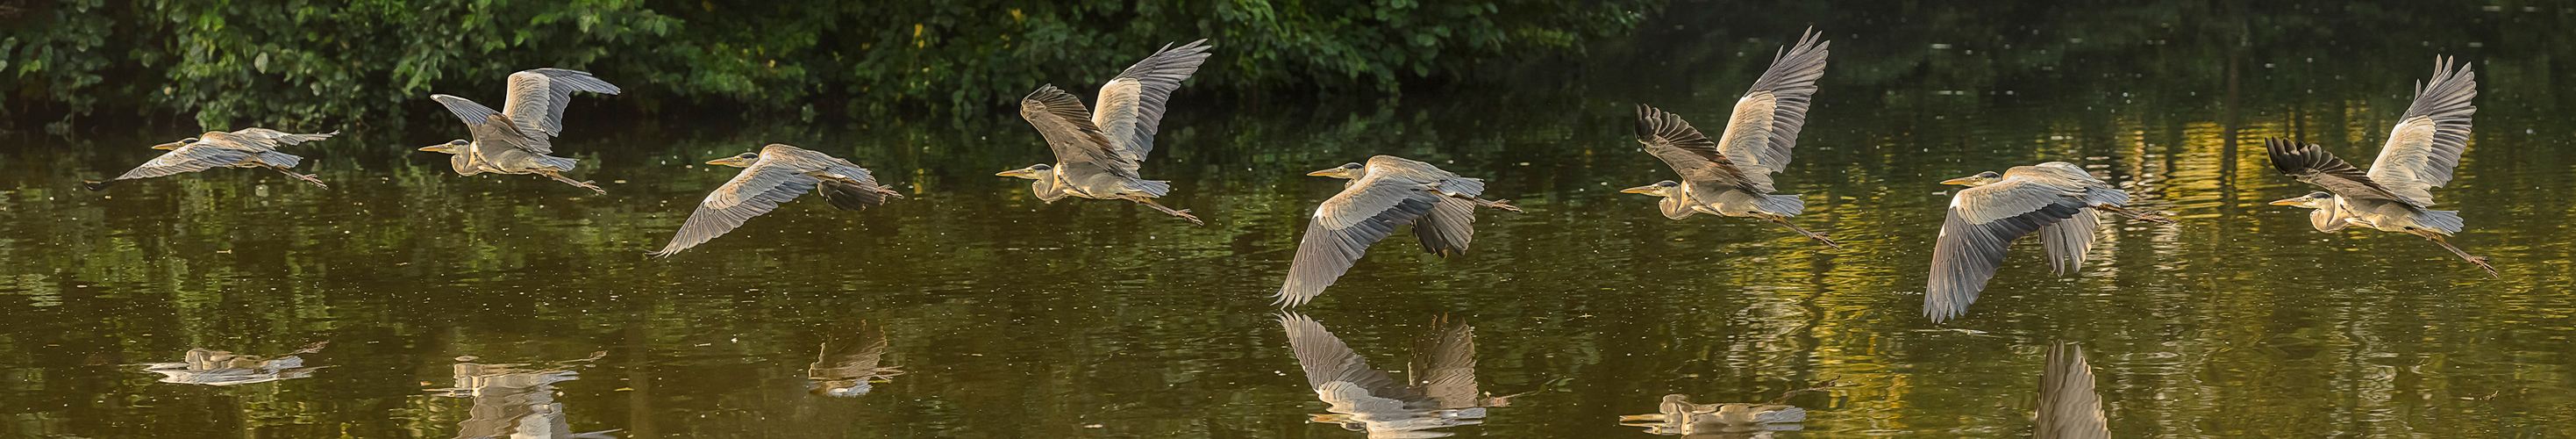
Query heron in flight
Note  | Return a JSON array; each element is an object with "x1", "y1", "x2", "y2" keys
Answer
[
  {"x1": 1924, "y1": 162, "x2": 2166, "y2": 322},
  {"x1": 1276, "y1": 155, "x2": 1520, "y2": 306},
  {"x1": 998, "y1": 40, "x2": 1213, "y2": 225},
  {"x1": 651, "y1": 144, "x2": 901, "y2": 256},
  {"x1": 85, "y1": 128, "x2": 338, "y2": 191},
  {"x1": 420, "y1": 68, "x2": 620, "y2": 194},
  {"x1": 2265, "y1": 57, "x2": 2493, "y2": 277},
  {"x1": 2037, "y1": 342, "x2": 2109, "y2": 439},
  {"x1": 1624, "y1": 30, "x2": 1837, "y2": 248},
  {"x1": 1279, "y1": 313, "x2": 1520, "y2": 436}
]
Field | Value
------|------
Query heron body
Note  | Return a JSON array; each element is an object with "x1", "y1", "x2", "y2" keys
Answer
[
  {"x1": 421, "y1": 68, "x2": 620, "y2": 194},
  {"x1": 1001, "y1": 40, "x2": 1213, "y2": 225},
  {"x1": 651, "y1": 144, "x2": 901, "y2": 256},
  {"x1": 1275, "y1": 155, "x2": 1521, "y2": 307},
  {"x1": 86, "y1": 128, "x2": 337, "y2": 191},
  {"x1": 1626, "y1": 30, "x2": 1838, "y2": 248},
  {"x1": 2264, "y1": 56, "x2": 2492, "y2": 277},
  {"x1": 1924, "y1": 162, "x2": 2166, "y2": 322}
]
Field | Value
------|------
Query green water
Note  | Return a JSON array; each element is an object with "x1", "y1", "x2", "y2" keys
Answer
[{"x1": 5, "y1": 4, "x2": 2576, "y2": 438}]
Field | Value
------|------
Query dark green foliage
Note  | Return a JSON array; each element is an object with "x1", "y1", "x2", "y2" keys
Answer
[{"x1": 0, "y1": 0, "x2": 1652, "y2": 130}]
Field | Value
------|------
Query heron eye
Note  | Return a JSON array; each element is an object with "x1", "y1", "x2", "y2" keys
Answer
[
  {"x1": 182, "y1": 138, "x2": 198, "y2": 142},
  {"x1": 1345, "y1": 163, "x2": 1362, "y2": 169},
  {"x1": 1032, "y1": 164, "x2": 1051, "y2": 170},
  {"x1": 450, "y1": 140, "x2": 468, "y2": 146},
  {"x1": 739, "y1": 153, "x2": 757, "y2": 159}
]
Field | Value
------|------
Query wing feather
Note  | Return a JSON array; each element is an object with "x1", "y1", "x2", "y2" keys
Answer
[
  {"x1": 1412, "y1": 198, "x2": 1478, "y2": 255},
  {"x1": 2265, "y1": 138, "x2": 2415, "y2": 205},
  {"x1": 504, "y1": 68, "x2": 622, "y2": 138},
  {"x1": 652, "y1": 159, "x2": 822, "y2": 256},
  {"x1": 1019, "y1": 85, "x2": 1132, "y2": 178},
  {"x1": 2367, "y1": 58, "x2": 2474, "y2": 206},
  {"x1": 1636, "y1": 104, "x2": 1761, "y2": 192},
  {"x1": 1408, "y1": 316, "x2": 1481, "y2": 409},
  {"x1": 2038, "y1": 209, "x2": 2099, "y2": 275},
  {"x1": 1926, "y1": 176, "x2": 2089, "y2": 322},
  {"x1": 1280, "y1": 313, "x2": 1411, "y2": 399},
  {"x1": 1093, "y1": 40, "x2": 1213, "y2": 162},
  {"x1": 1714, "y1": 29, "x2": 1829, "y2": 177},
  {"x1": 2037, "y1": 342, "x2": 2111, "y2": 439},
  {"x1": 228, "y1": 128, "x2": 337, "y2": 148},
  {"x1": 111, "y1": 145, "x2": 255, "y2": 180},
  {"x1": 1277, "y1": 173, "x2": 1442, "y2": 306}
]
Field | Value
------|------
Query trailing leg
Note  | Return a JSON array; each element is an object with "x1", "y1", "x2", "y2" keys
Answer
[
  {"x1": 2410, "y1": 229, "x2": 2497, "y2": 278},
  {"x1": 537, "y1": 170, "x2": 606, "y2": 195},
  {"x1": 1759, "y1": 212, "x2": 1841, "y2": 249},
  {"x1": 1446, "y1": 194, "x2": 1523, "y2": 212},
  {"x1": 1129, "y1": 196, "x2": 1202, "y2": 225},
  {"x1": 260, "y1": 164, "x2": 329, "y2": 189}
]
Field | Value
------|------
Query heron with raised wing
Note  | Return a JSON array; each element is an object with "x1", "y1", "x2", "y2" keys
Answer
[
  {"x1": 1924, "y1": 162, "x2": 2164, "y2": 322},
  {"x1": 85, "y1": 128, "x2": 338, "y2": 191},
  {"x1": 2265, "y1": 57, "x2": 2493, "y2": 277},
  {"x1": 1277, "y1": 155, "x2": 1520, "y2": 307},
  {"x1": 1623, "y1": 30, "x2": 1838, "y2": 248},
  {"x1": 418, "y1": 68, "x2": 620, "y2": 194},
  {"x1": 651, "y1": 144, "x2": 901, "y2": 256},
  {"x1": 998, "y1": 40, "x2": 1213, "y2": 225}
]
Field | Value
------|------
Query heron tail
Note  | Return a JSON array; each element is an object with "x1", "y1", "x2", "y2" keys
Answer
[
  {"x1": 539, "y1": 155, "x2": 580, "y2": 171},
  {"x1": 1133, "y1": 179, "x2": 1173, "y2": 198},
  {"x1": 1762, "y1": 194, "x2": 1808, "y2": 216},
  {"x1": 817, "y1": 179, "x2": 895, "y2": 212},
  {"x1": 2415, "y1": 209, "x2": 2465, "y2": 234}
]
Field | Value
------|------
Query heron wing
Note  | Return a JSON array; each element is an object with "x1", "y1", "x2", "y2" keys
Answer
[
  {"x1": 2265, "y1": 138, "x2": 2414, "y2": 205},
  {"x1": 1019, "y1": 85, "x2": 1133, "y2": 178},
  {"x1": 2037, "y1": 342, "x2": 2110, "y2": 439},
  {"x1": 2366, "y1": 58, "x2": 2474, "y2": 206},
  {"x1": 1276, "y1": 169, "x2": 1445, "y2": 306},
  {"x1": 1093, "y1": 40, "x2": 1212, "y2": 162},
  {"x1": 1412, "y1": 198, "x2": 1479, "y2": 255},
  {"x1": 503, "y1": 68, "x2": 623, "y2": 139},
  {"x1": 1408, "y1": 316, "x2": 1481, "y2": 409},
  {"x1": 2037, "y1": 208, "x2": 2099, "y2": 276},
  {"x1": 112, "y1": 145, "x2": 256, "y2": 180},
  {"x1": 652, "y1": 157, "x2": 823, "y2": 256},
  {"x1": 1636, "y1": 104, "x2": 1761, "y2": 192},
  {"x1": 1926, "y1": 176, "x2": 2088, "y2": 322},
  {"x1": 1280, "y1": 313, "x2": 1413, "y2": 399},
  {"x1": 467, "y1": 114, "x2": 553, "y2": 155},
  {"x1": 228, "y1": 128, "x2": 337, "y2": 148},
  {"x1": 1712, "y1": 29, "x2": 1829, "y2": 179}
]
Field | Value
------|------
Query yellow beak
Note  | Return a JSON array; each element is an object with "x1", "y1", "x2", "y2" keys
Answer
[
  {"x1": 1620, "y1": 185, "x2": 1658, "y2": 194},
  {"x1": 151, "y1": 142, "x2": 182, "y2": 150},
  {"x1": 2268, "y1": 198, "x2": 2306, "y2": 205},
  {"x1": 705, "y1": 158, "x2": 733, "y2": 165},
  {"x1": 1306, "y1": 169, "x2": 1339, "y2": 176},
  {"x1": 1939, "y1": 177, "x2": 1977, "y2": 185},
  {"x1": 995, "y1": 169, "x2": 1031, "y2": 177}
]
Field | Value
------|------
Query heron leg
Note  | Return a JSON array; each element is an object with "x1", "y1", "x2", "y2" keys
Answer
[
  {"x1": 258, "y1": 164, "x2": 329, "y2": 189},
  {"x1": 1446, "y1": 194, "x2": 1523, "y2": 212},
  {"x1": 1757, "y1": 213, "x2": 1842, "y2": 249},
  {"x1": 2408, "y1": 229, "x2": 2498, "y2": 278},
  {"x1": 1127, "y1": 196, "x2": 1202, "y2": 225},
  {"x1": 537, "y1": 170, "x2": 607, "y2": 195},
  {"x1": 2094, "y1": 204, "x2": 2174, "y2": 224}
]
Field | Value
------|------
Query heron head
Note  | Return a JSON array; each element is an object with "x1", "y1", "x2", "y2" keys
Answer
[
  {"x1": 995, "y1": 163, "x2": 1052, "y2": 179},
  {"x1": 1940, "y1": 170, "x2": 2004, "y2": 186},
  {"x1": 706, "y1": 152, "x2": 761, "y2": 168},
  {"x1": 1621, "y1": 180, "x2": 1681, "y2": 197},
  {"x1": 150, "y1": 137, "x2": 200, "y2": 150},
  {"x1": 2268, "y1": 191, "x2": 2335, "y2": 208},
  {"x1": 417, "y1": 140, "x2": 468, "y2": 154},
  {"x1": 1306, "y1": 162, "x2": 1366, "y2": 179}
]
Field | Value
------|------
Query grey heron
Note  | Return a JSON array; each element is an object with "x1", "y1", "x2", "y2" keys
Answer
[
  {"x1": 421, "y1": 68, "x2": 621, "y2": 194},
  {"x1": 137, "y1": 342, "x2": 328, "y2": 386},
  {"x1": 1276, "y1": 155, "x2": 1520, "y2": 306},
  {"x1": 2037, "y1": 342, "x2": 2109, "y2": 439},
  {"x1": 1624, "y1": 30, "x2": 1837, "y2": 248},
  {"x1": 2264, "y1": 57, "x2": 2493, "y2": 277},
  {"x1": 809, "y1": 322, "x2": 903, "y2": 397},
  {"x1": 1279, "y1": 313, "x2": 1518, "y2": 436},
  {"x1": 999, "y1": 40, "x2": 1213, "y2": 225},
  {"x1": 1616, "y1": 380, "x2": 1837, "y2": 436},
  {"x1": 85, "y1": 128, "x2": 338, "y2": 191},
  {"x1": 1925, "y1": 162, "x2": 2166, "y2": 322},
  {"x1": 651, "y1": 144, "x2": 901, "y2": 256}
]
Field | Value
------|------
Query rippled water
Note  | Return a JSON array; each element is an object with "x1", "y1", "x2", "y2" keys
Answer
[{"x1": 6, "y1": 4, "x2": 2576, "y2": 438}]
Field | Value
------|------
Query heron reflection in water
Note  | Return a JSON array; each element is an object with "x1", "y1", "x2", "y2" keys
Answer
[
  {"x1": 421, "y1": 68, "x2": 622, "y2": 194},
  {"x1": 1623, "y1": 29, "x2": 1838, "y2": 248},
  {"x1": 85, "y1": 128, "x2": 338, "y2": 191},
  {"x1": 808, "y1": 322, "x2": 903, "y2": 397},
  {"x1": 430, "y1": 352, "x2": 619, "y2": 439},
  {"x1": 1616, "y1": 379, "x2": 1837, "y2": 438},
  {"x1": 999, "y1": 40, "x2": 1214, "y2": 224},
  {"x1": 2263, "y1": 57, "x2": 2494, "y2": 277},
  {"x1": 2037, "y1": 342, "x2": 2110, "y2": 439},
  {"x1": 1925, "y1": 162, "x2": 2170, "y2": 322},
  {"x1": 1279, "y1": 313, "x2": 1524, "y2": 438},
  {"x1": 1276, "y1": 156, "x2": 1521, "y2": 306},
  {"x1": 137, "y1": 342, "x2": 328, "y2": 386}
]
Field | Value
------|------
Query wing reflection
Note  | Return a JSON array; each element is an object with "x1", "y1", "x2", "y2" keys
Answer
[
  {"x1": 1618, "y1": 380, "x2": 1837, "y2": 438},
  {"x1": 1281, "y1": 313, "x2": 1516, "y2": 438},
  {"x1": 809, "y1": 322, "x2": 903, "y2": 397},
  {"x1": 138, "y1": 342, "x2": 327, "y2": 386},
  {"x1": 430, "y1": 353, "x2": 619, "y2": 439},
  {"x1": 2037, "y1": 342, "x2": 2109, "y2": 439}
]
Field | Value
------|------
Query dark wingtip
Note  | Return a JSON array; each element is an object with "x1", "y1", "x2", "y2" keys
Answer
[{"x1": 82, "y1": 180, "x2": 114, "y2": 191}]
